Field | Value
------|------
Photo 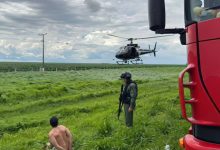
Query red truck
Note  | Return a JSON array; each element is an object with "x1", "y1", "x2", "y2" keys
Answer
[{"x1": 148, "y1": 0, "x2": 220, "y2": 149}]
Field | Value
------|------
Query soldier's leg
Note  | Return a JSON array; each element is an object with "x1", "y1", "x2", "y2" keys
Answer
[
  {"x1": 127, "y1": 109, "x2": 133, "y2": 127},
  {"x1": 124, "y1": 104, "x2": 129, "y2": 126},
  {"x1": 124, "y1": 104, "x2": 133, "y2": 127}
]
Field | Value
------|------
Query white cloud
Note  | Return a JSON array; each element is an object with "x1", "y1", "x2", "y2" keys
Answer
[
  {"x1": 0, "y1": 1, "x2": 37, "y2": 16},
  {"x1": 0, "y1": 0, "x2": 186, "y2": 64}
]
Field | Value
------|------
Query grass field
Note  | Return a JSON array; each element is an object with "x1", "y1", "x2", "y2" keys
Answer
[
  {"x1": 0, "y1": 66, "x2": 190, "y2": 150},
  {"x1": 0, "y1": 62, "x2": 184, "y2": 72}
]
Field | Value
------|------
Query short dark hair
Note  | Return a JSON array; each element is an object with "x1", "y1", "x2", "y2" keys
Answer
[{"x1": 50, "y1": 116, "x2": 58, "y2": 127}]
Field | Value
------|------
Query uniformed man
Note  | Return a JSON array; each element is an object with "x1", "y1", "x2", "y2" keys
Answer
[{"x1": 120, "y1": 72, "x2": 138, "y2": 127}]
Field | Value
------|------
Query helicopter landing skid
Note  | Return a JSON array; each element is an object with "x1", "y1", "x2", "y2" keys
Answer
[
  {"x1": 116, "y1": 60, "x2": 129, "y2": 65},
  {"x1": 116, "y1": 58, "x2": 143, "y2": 65},
  {"x1": 130, "y1": 58, "x2": 143, "y2": 64}
]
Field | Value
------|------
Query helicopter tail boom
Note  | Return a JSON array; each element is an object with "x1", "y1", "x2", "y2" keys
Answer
[{"x1": 139, "y1": 42, "x2": 157, "y2": 57}]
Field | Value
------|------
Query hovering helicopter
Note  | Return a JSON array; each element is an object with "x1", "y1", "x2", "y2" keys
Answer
[{"x1": 108, "y1": 34, "x2": 172, "y2": 64}]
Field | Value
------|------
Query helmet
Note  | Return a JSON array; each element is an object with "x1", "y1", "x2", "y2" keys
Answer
[{"x1": 120, "y1": 72, "x2": 132, "y2": 79}]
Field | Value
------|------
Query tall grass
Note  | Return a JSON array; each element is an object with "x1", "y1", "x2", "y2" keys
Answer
[{"x1": 0, "y1": 67, "x2": 188, "y2": 150}]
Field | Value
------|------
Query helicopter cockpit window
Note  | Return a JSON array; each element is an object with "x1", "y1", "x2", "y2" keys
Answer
[
  {"x1": 190, "y1": 0, "x2": 220, "y2": 22},
  {"x1": 128, "y1": 46, "x2": 135, "y2": 52},
  {"x1": 126, "y1": 46, "x2": 132, "y2": 52}
]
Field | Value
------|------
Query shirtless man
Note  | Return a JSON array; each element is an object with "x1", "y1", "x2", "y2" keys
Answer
[{"x1": 48, "y1": 116, "x2": 73, "y2": 150}]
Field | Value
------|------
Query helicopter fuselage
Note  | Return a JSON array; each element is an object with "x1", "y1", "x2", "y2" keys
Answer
[
  {"x1": 115, "y1": 43, "x2": 156, "y2": 61},
  {"x1": 115, "y1": 45, "x2": 139, "y2": 60}
]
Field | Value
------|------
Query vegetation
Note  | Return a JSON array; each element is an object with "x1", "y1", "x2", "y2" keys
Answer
[
  {"x1": 0, "y1": 66, "x2": 190, "y2": 150},
  {"x1": 0, "y1": 62, "x2": 183, "y2": 72}
]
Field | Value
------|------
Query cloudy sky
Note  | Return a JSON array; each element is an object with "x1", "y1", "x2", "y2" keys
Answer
[{"x1": 0, "y1": 0, "x2": 186, "y2": 64}]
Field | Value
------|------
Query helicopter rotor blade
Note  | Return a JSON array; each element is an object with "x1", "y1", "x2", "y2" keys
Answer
[
  {"x1": 107, "y1": 34, "x2": 128, "y2": 39},
  {"x1": 119, "y1": 40, "x2": 128, "y2": 42},
  {"x1": 133, "y1": 35, "x2": 173, "y2": 40},
  {"x1": 154, "y1": 42, "x2": 157, "y2": 50}
]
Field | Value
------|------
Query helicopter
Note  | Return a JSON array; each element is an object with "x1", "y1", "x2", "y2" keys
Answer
[{"x1": 108, "y1": 34, "x2": 172, "y2": 64}]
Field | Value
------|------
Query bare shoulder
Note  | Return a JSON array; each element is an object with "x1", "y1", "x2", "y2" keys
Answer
[
  {"x1": 58, "y1": 125, "x2": 67, "y2": 130},
  {"x1": 58, "y1": 125, "x2": 65, "y2": 128},
  {"x1": 48, "y1": 130, "x2": 54, "y2": 137},
  {"x1": 58, "y1": 125, "x2": 69, "y2": 133}
]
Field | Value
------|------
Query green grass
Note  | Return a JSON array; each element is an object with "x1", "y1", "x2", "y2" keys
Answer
[
  {"x1": 0, "y1": 66, "x2": 190, "y2": 150},
  {"x1": 0, "y1": 62, "x2": 184, "y2": 72}
]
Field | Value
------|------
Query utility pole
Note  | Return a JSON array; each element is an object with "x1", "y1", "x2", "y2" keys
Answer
[{"x1": 39, "y1": 33, "x2": 47, "y2": 71}]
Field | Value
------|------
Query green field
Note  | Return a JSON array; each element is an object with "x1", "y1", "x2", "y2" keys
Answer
[
  {"x1": 0, "y1": 62, "x2": 183, "y2": 72},
  {"x1": 0, "y1": 66, "x2": 190, "y2": 150}
]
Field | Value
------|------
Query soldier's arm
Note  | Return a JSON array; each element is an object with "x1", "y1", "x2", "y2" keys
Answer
[
  {"x1": 49, "y1": 134, "x2": 65, "y2": 150},
  {"x1": 129, "y1": 83, "x2": 137, "y2": 109}
]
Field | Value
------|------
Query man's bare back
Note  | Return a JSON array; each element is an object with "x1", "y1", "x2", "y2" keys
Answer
[{"x1": 48, "y1": 117, "x2": 73, "y2": 150}]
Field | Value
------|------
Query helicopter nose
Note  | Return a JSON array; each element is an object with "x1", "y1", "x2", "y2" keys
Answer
[{"x1": 116, "y1": 54, "x2": 121, "y2": 59}]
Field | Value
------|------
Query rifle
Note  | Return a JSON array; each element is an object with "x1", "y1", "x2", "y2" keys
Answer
[{"x1": 118, "y1": 84, "x2": 124, "y2": 120}]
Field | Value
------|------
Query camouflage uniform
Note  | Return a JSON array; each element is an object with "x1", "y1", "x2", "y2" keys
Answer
[{"x1": 122, "y1": 82, "x2": 138, "y2": 127}]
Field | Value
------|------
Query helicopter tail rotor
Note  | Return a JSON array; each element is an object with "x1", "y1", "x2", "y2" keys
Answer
[{"x1": 153, "y1": 42, "x2": 157, "y2": 57}]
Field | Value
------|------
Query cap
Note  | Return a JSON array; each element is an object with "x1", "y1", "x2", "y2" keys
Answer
[{"x1": 120, "y1": 72, "x2": 132, "y2": 79}]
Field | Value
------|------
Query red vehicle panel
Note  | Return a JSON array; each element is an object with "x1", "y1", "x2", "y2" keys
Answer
[
  {"x1": 186, "y1": 24, "x2": 197, "y2": 44},
  {"x1": 180, "y1": 22, "x2": 220, "y2": 149},
  {"x1": 198, "y1": 18, "x2": 220, "y2": 41},
  {"x1": 200, "y1": 40, "x2": 220, "y2": 112},
  {"x1": 197, "y1": 19, "x2": 220, "y2": 113},
  {"x1": 184, "y1": 134, "x2": 220, "y2": 150},
  {"x1": 148, "y1": 0, "x2": 220, "y2": 149},
  {"x1": 179, "y1": 25, "x2": 220, "y2": 126}
]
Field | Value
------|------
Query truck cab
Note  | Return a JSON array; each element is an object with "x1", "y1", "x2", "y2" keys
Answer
[{"x1": 148, "y1": 0, "x2": 220, "y2": 149}]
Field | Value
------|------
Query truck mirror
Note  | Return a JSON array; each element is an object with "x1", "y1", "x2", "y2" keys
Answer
[{"x1": 148, "y1": 0, "x2": 166, "y2": 31}]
